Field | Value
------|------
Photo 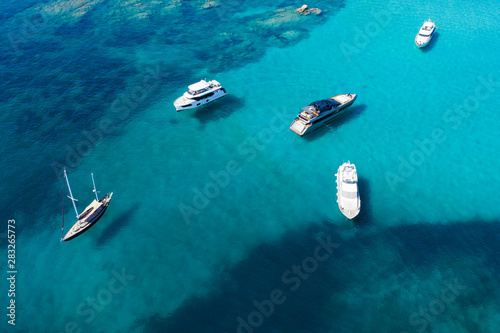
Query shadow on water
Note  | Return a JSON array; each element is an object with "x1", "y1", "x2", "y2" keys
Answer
[
  {"x1": 134, "y1": 218, "x2": 500, "y2": 332},
  {"x1": 420, "y1": 32, "x2": 439, "y2": 52},
  {"x1": 353, "y1": 177, "x2": 373, "y2": 227},
  {"x1": 392, "y1": 220, "x2": 500, "y2": 273},
  {"x1": 192, "y1": 95, "x2": 245, "y2": 124},
  {"x1": 169, "y1": 118, "x2": 180, "y2": 126},
  {"x1": 94, "y1": 204, "x2": 138, "y2": 247},
  {"x1": 137, "y1": 222, "x2": 347, "y2": 333},
  {"x1": 303, "y1": 104, "x2": 367, "y2": 141}
]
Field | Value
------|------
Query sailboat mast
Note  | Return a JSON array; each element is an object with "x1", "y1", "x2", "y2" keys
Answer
[
  {"x1": 64, "y1": 169, "x2": 80, "y2": 218},
  {"x1": 61, "y1": 180, "x2": 65, "y2": 241},
  {"x1": 91, "y1": 173, "x2": 99, "y2": 200}
]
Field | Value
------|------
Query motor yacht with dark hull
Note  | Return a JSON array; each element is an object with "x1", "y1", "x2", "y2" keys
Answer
[
  {"x1": 290, "y1": 93, "x2": 357, "y2": 136},
  {"x1": 174, "y1": 79, "x2": 227, "y2": 111},
  {"x1": 61, "y1": 169, "x2": 113, "y2": 242}
]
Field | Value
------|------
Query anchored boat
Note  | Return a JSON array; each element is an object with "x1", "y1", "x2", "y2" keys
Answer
[
  {"x1": 415, "y1": 19, "x2": 436, "y2": 48},
  {"x1": 61, "y1": 169, "x2": 113, "y2": 242},
  {"x1": 335, "y1": 162, "x2": 360, "y2": 219},
  {"x1": 174, "y1": 79, "x2": 227, "y2": 111},
  {"x1": 290, "y1": 93, "x2": 357, "y2": 136}
]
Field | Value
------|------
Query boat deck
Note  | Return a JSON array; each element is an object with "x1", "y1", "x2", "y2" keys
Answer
[{"x1": 332, "y1": 94, "x2": 351, "y2": 104}]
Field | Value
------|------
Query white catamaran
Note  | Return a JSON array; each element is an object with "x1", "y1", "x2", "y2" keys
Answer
[{"x1": 61, "y1": 169, "x2": 113, "y2": 242}]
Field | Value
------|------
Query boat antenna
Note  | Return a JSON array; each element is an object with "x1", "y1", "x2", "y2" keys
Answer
[
  {"x1": 64, "y1": 168, "x2": 80, "y2": 218},
  {"x1": 61, "y1": 178, "x2": 65, "y2": 242},
  {"x1": 91, "y1": 173, "x2": 99, "y2": 200}
]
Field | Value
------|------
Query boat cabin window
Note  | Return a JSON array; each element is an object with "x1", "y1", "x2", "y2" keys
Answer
[
  {"x1": 192, "y1": 91, "x2": 215, "y2": 101},
  {"x1": 189, "y1": 88, "x2": 208, "y2": 95}
]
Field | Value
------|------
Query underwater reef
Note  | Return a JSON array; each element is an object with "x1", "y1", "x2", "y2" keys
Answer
[{"x1": 0, "y1": 0, "x2": 343, "y2": 220}]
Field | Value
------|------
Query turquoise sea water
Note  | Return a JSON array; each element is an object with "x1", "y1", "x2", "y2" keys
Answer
[{"x1": 1, "y1": 0, "x2": 500, "y2": 332}]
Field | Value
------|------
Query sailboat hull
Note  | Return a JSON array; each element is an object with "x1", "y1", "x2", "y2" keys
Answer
[{"x1": 61, "y1": 193, "x2": 113, "y2": 242}]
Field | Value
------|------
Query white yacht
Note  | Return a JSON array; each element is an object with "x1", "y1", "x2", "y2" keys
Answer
[
  {"x1": 174, "y1": 79, "x2": 227, "y2": 111},
  {"x1": 290, "y1": 94, "x2": 357, "y2": 136},
  {"x1": 335, "y1": 162, "x2": 360, "y2": 219},
  {"x1": 415, "y1": 19, "x2": 436, "y2": 48}
]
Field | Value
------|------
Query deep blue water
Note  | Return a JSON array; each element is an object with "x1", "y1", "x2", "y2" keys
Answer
[{"x1": 1, "y1": 0, "x2": 500, "y2": 332}]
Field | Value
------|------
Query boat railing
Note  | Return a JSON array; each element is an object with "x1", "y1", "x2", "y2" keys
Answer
[{"x1": 298, "y1": 114, "x2": 311, "y2": 121}]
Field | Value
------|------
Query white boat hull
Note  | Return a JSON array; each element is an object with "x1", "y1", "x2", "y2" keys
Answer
[
  {"x1": 336, "y1": 163, "x2": 360, "y2": 219},
  {"x1": 415, "y1": 20, "x2": 436, "y2": 48},
  {"x1": 290, "y1": 94, "x2": 357, "y2": 136},
  {"x1": 298, "y1": 104, "x2": 352, "y2": 135},
  {"x1": 415, "y1": 36, "x2": 432, "y2": 48},
  {"x1": 174, "y1": 88, "x2": 227, "y2": 111}
]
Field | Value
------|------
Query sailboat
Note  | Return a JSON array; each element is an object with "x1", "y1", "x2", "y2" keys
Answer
[{"x1": 61, "y1": 169, "x2": 113, "y2": 242}]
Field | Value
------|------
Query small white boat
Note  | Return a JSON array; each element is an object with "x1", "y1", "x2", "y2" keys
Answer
[
  {"x1": 174, "y1": 79, "x2": 227, "y2": 111},
  {"x1": 290, "y1": 93, "x2": 357, "y2": 136},
  {"x1": 335, "y1": 162, "x2": 360, "y2": 219},
  {"x1": 61, "y1": 169, "x2": 113, "y2": 242},
  {"x1": 415, "y1": 19, "x2": 436, "y2": 48}
]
